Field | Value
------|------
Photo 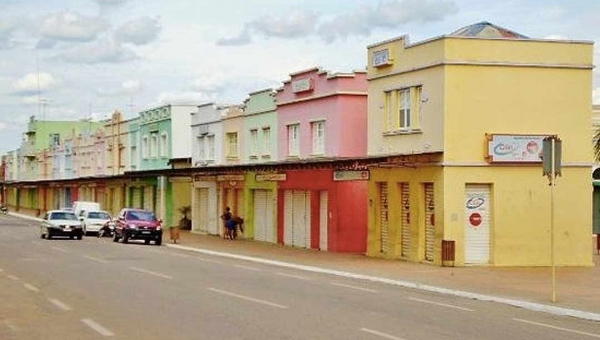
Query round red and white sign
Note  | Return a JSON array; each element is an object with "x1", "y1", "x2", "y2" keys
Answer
[{"x1": 469, "y1": 213, "x2": 482, "y2": 227}]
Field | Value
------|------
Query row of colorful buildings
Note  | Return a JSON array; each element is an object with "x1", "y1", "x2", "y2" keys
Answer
[{"x1": 1, "y1": 22, "x2": 595, "y2": 266}]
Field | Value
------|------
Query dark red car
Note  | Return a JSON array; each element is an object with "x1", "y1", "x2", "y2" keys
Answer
[{"x1": 113, "y1": 208, "x2": 163, "y2": 246}]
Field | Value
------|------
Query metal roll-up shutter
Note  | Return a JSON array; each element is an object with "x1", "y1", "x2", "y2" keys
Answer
[
  {"x1": 132, "y1": 187, "x2": 142, "y2": 209},
  {"x1": 319, "y1": 191, "x2": 328, "y2": 251},
  {"x1": 143, "y1": 186, "x2": 154, "y2": 212},
  {"x1": 284, "y1": 190, "x2": 293, "y2": 246},
  {"x1": 465, "y1": 184, "x2": 491, "y2": 264},
  {"x1": 424, "y1": 183, "x2": 435, "y2": 262},
  {"x1": 304, "y1": 191, "x2": 311, "y2": 249},
  {"x1": 197, "y1": 188, "x2": 211, "y2": 234},
  {"x1": 292, "y1": 191, "x2": 306, "y2": 248},
  {"x1": 254, "y1": 190, "x2": 267, "y2": 242},
  {"x1": 379, "y1": 183, "x2": 389, "y2": 254},
  {"x1": 400, "y1": 183, "x2": 410, "y2": 258},
  {"x1": 264, "y1": 190, "x2": 275, "y2": 243}
]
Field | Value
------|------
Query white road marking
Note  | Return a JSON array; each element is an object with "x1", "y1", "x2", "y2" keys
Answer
[
  {"x1": 23, "y1": 283, "x2": 40, "y2": 293},
  {"x1": 129, "y1": 267, "x2": 173, "y2": 280},
  {"x1": 408, "y1": 297, "x2": 474, "y2": 312},
  {"x1": 195, "y1": 257, "x2": 222, "y2": 264},
  {"x1": 31, "y1": 241, "x2": 43, "y2": 245},
  {"x1": 7, "y1": 275, "x2": 18, "y2": 280},
  {"x1": 234, "y1": 264, "x2": 261, "y2": 271},
  {"x1": 514, "y1": 318, "x2": 600, "y2": 338},
  {"x1": 207, "y1": 287, "x2": 288, "y2": 309},
  {"x1": 277, "y1": 272, "x2": 312, "y2": 281},
  {"x1": 360, "y1": 328, "x2": 406, "y2": 340},
  {"x1": 331, "y1": 282, "x2": 378, "y2": 293},
  {"x1": 51, "y1": 246, "x2": 70, "y2": 253},
  {"x1": 81, "y1": 319, "x2": 115, "y2": 337},
  {"x1": 84, "y1": 255, "x2": 109, "y2": 264},
  {"x1": 48, "y1": 298, "x2": 72, "y2": 311}
]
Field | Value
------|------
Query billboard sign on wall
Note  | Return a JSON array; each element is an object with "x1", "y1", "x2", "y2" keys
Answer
[{"x1": 486, "y1": 134, "x2": 549, "y2": 163}]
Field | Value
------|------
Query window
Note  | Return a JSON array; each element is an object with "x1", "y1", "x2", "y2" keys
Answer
[
  {"x1": 287, "y1": 124, "x2": 299, "y2": 157},
  {"x1": 131, "y1": 146, "x2": 138, "y2": 169},
  {"x1": 160, "y1": 133, "x2": 168, "y2": 158},
  {"x1": 150, "y1": 133, "x2": 158, "y2": 158},
  {"x1": 50, "y1": 133, "x2": 60, "y2": 147},
  {"x1": 207, "y1": 135, "x2": 215, "y2": 160},
  {"x1": 311, "y1": 121, "x2": 325, "y2": 155},
  {"x1": 385, "y1": 86, "x2": 422, "y2": 132},
  {"x1": 250, "y1": 129, "x2": 258, "y2": 157},
  {"x1": 262, "y1": 127, "x2": 271, "y2": 156},
  {"x1": 197, "y1": 137, "x2": 205, "y2": 160},
  {"x1": 226, "y1": 132, "x2": 239, "y2": 158},
  {"x1": 142, "y1": 136, "x2": 149, "y2": 159}
]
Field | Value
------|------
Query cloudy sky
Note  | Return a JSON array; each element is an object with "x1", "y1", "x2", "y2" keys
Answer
[{"x1": 0, "y1": 0, "x2": 599, "y2": 154}]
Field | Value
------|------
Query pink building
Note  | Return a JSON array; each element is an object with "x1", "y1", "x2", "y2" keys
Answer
[{"x1": 277, "y1": 67, "x2": 368, "y2": 160}]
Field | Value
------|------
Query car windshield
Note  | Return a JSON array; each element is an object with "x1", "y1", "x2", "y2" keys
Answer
[
  {"x1": 50, "y1": 212, "x2": 78, "y2": 221},
  {"x1": 88, "y1": 212, "x2": 110, "y2": 219},
  {"x1": 126, "y1": 211, "x2": 156, "y2": 221}
]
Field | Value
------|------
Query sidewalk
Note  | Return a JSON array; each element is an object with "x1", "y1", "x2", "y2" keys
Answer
[{"x1": 166, "y1": 229, "x2": 600, "y2": 320}]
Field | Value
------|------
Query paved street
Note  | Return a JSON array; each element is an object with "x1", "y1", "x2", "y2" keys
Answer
[{"x1": 0, "y1": 215, "x2": 599, "y2": 340}]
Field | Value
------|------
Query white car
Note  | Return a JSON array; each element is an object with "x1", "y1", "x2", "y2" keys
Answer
[
  {"x1": 81, "y1": 210, "x2": 112, "y2": 236},
  {"x1": 40, "y1": 210, "x2": 84, "y2": 240}
]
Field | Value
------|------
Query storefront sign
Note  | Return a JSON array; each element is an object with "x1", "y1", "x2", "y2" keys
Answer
[
  {"x1": 291, "y1": 78, "x2": 313, "y2": 93},
  {"x1": 373, "y1": 49, "x2": 391, "y2": 67},
  {"x1": 256, "y1": 173, "x2": 287, "y2": 182},
  {"x1": 333, "y1": 170, "x2": 370, "y2": 181},
  {"x1": 193, "y1": 175, "x2": 216, "y2": 182},
  {"x1": 217, "y1": 175, "x2": 244, "y2": 181},
  {"x1": 487, "y1": 134, "x2": 547, "y2": 163}
]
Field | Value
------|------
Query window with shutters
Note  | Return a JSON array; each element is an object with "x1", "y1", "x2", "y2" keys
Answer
[
  {"x1": 207, "y1": 135, "x2": 215, "y2": 160},
  {"x1": 197, "y1": 137, "x2": 205, "y2": 160},
  {"x1": 311, "y1": 121, "x2": 325, "y2": 155},
  {"x1": 287, "y1": 124, "x2": 299, "y2": 157},
  {"x1": 150, "y1": 133, "x2": 158, "y2": 158},
  {"x1": 226, "y1": 132, "x2": 238, "y2": 159},
  {"x1": 142, "y1": 136, "x2": 149, "y2": 159},
  {"x1": 160, "y1": 132, "x2": 168, "y2": 158},
  {"x1": 262, "y1": 127, "x2": 271, "y2": 157},
  {"x1": 250, "y1": 129, "x2": 258, "y2": 158},
  {"x1": 384, "y1": 86, "x2": 422, "y2": 133}
]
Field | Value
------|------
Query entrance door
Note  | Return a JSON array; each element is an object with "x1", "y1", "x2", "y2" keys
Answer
[
  {"x1": 465, "y1": 184, "x2": 491, "y2": 264},
  {"x1": 253, "y1": 189, "x2": 275, "y2": 243},
  {"x1": 283, "y1": 190, "x2": 311, "y2": 248},
  {"x1": 424, "y1": 183, "x2": 435, "y2": 262},
  {"x1": 195, "y1": 188, "x2": 210, "y2": 234},
  {"x1": 319, "y1": 191, "x2": 328, "y2": 251}
]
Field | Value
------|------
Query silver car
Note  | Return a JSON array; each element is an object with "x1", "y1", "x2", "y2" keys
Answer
[
  {"x1": 80, "y1": 210, "x2": 111, "y2": 236},
  {"x1": 40, "y1": 210, "x2": 84, "y2": 240}
]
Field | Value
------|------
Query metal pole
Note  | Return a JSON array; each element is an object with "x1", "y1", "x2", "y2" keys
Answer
[{"x1": 550, "y1": 138, "x2": 556, "y2": 303}]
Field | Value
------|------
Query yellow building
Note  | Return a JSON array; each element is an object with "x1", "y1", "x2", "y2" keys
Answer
[{"x1": 366, "y1": 22, "x2": 594, "y2": 266}]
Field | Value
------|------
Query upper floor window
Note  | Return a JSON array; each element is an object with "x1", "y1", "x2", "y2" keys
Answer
[
  {"x1": 226, "y1": 132, "x2": 238, "y2": 158},
  {"x1": 197, "y1": 137, "x2": 205, "y2": 160},
  {"x1": 142, "y1": 136, "x2": 149, "y2": 159},
  {"x1": 385, "y1": 86, "x2": 422, "y2": 132},
  {"x1": 207, "y1": 135, "x2": 215, "y2": 160},
  {"x1": 130, "y1": 146, "x2": 138, "y2": 169},
  {"x1": 262, "y1": 127, "x2": 271, "y2": 156},
  {"x1": 249, "y1": 129, "x2": 258, "y2": 157},
  {"x1": 160, "y1": 132, "x2": 168, "y2": 158},
  {"x1": 311, "y1": 121, "x2": 325, "y2": 155},
  {"x1": 150, "y1": 133, "x2": 158, "y2": 158},
  {"x1": 287, "y1": 124, "x2": 299, "y2": 157}
]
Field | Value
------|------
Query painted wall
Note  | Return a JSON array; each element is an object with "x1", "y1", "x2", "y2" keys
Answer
[
  {"x1": 243, "y1": 90, "x2": 278, "y2": 163},
  {"x1": 191, "y1": 103, "x2": 224, "y2": 166},
  {"x1": 221, "y1": 106, "x2": 245, "y2": 165},
  {"x1": 138, "y1": 105, "x2": 172, "y2": 171},
  {"x1": 128, "y1": 118, "x2": 140, "y2": 172},
  {"x1": 170, "y1": 105, "x2": 196, "y2": 159}
]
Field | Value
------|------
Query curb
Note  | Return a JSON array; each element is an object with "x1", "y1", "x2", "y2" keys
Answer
[{"x1": 166, "y1": 243, "x2": 600, "y2": 322}]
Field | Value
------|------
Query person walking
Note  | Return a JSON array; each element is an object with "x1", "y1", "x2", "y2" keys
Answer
[{"x1": 220, "y1": 206, "x2": 232, "y2": 239}]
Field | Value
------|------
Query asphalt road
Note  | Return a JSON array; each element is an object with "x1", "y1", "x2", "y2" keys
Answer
[{"x1": 0, "y1": 214, "x2": 599, "y2": 340}]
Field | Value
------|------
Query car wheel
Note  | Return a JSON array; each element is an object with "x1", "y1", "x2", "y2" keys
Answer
[
  {"x1": 155, "y1": 237, "x2": 162, "y2": 246},
  {"x1": 83, "y1": 225, "x2": 87, "y2": 236},
  {"x1": 70, "y1": 235, "x2": 75, "y2": 240},
  {"x1": 77, "y1": 234, "x2": 83, "y2": 240},
  {"x1": 144, "y1": 239, "x2": 151, "y2": 245},
  {"x1": 46, "y1": 230, "x2": 52, "y2": 240},
  {"x1": 122, "y1": 233, "x2": 129, "y2": 244},
  {"x1": 112, "y1": 231, "x2": 119, "y2": 242}
]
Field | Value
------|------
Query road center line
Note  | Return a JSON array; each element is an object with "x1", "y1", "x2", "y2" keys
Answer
[
  {"x1": 51, "y1": 246, "x2": 70, "y2": 253},
  {"x1": 408, "y1": 297, "x2": 474, "y2": 312},
  {"x1": 513, "y1": 318, "x2": 600, "y2": 338},
  {"x1": 360, "y1": 328, "x2": 406, "y2": 340},
  {"x1": 331, "y1": 282, "x2": 378, "y2": 293},
  {"x1": 23, "y1": 283, "x2": 40, "y2": 293},
  {"x1": 207, "y1": 287, "x2": 288, "y2": 309},
  {"x1": 7, "y1": 275, "x2": 18, "y2": 280},
  {"x1": 48, "y1": 298, "x2": 72, "y2": 311},
  {"x1": 277, "y1": 272, "x2": 312, "y2": 281},
  {"x1": 81, "y1": 319, "x2": 115, "y2": 337},
  {"x1": 234, "y1": 264, "x2": 261, "y2": 271},
  {"x1": 129, "y1": 267, "x2": 173, "y2": 280},
  {"x1": 84, "y1": 255, "x2": 109, "y2": 264}
]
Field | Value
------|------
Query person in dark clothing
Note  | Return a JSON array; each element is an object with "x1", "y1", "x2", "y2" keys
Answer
[{"x1": 220, "y1": 206, "x2": 232, "y2": 239}]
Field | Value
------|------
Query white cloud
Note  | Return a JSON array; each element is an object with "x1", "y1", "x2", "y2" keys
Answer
[
  {"x1": 12, "y1": 73, "x2": 58, "y2": 95},
  {"x1": 0, "y1": 16, "x2": 20, "y2": 49},
  {"x1": 217, "y1": 28, "x2": 252, "y2": 46},
  {"x1": 57, "y1": 39, "x2": 137, "y2": 64},
  {"x1": 191, "y1": 74, "x2": 229, "y2": 93},
  {"x1": 115, "y1": 16, "x2": 161, "y2": 45},
  {"x1": 96, "y1": 79, "x2": 142, "y2": 96},
  {"x1": 0, "y1": 121, "x2": 8, "y2": 132},
  {"x1": 95, "y1": 0, "x2": 130, "y2": 5},
  {"x1": 40, "y1": 12, "x2": 106, "y2": 42},
  {"x1": 155, "y1": 91, "x2": 214, "y2": 105}
]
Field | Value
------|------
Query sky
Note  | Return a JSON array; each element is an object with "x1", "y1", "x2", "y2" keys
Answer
[{"x1": 0, "y1": 0, "x2": 599, "y2": 154}]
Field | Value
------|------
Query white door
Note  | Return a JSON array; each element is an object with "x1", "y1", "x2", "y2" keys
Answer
[
  {"x1": 379, "y1": 183, "x2": 389, "y2": 254},
  {"x1": 424, "y1": 183, "x2": 435, "y2": 262},
  {"x1": 400, "y1": 183, "x2": 410, "y2": 258},
  {"x1": 465, "y1": 184, "x2": 491, "y2": 264},
  {"x1": 195, "y1": 188, "x2": 210, "y2": 234},
  {"x1": 319, "y1": 191, "x2": 328, "y2": 251},
  {"x1": 284, "y1": 190, "x2": 293, "y2": 246},
  {"x1": 254, "y1": 190, "x2": 268, "y2": 242},
  {"x1": 284, "y1": 190, "x2": 311, "y2": 248}
]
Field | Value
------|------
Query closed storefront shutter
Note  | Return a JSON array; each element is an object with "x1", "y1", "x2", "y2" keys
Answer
[
  {"x1": 465, "y1": 184, "x2": 491, "y2": 264},
  {"x1": 284, "y1": 190, "x2": 293, "y2": 246},
  {"x1": 284, "y1": 190, "x2": 311, "y2": 248},
  {"x1": 400, "y1": 183, "x2": 410, "y2": 258},
  {"x1": 254, "y1": 190, "x2": 268, "y2": 242},
  {"x1": 143, "y1": 186, "x2": 154, "y2": 212},
  {"x1": 132, "y1": 187, "x2": 142, "y2": 209},
  {"x1": 424, "y1": 183, "x2": 435, "y2": 262},
  {"x1": 319, "y1": 191, "x2": 328, "y2": 251},
  {"x1": 198, "y1": 188, "x2": 210, "y2": 234},
  {"x1": 379, "y1": 183, "x2": 389, "y2": 254}
]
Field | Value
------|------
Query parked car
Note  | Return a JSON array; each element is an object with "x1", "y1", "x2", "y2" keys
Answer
[
  {"x1": 73, "y1": 201, "x2": 101, "y2": 219},
  {"x1": 81, "y1": 210, "x2": 111, "y2": 236},
  {"x1": 40, "y1": 210, "x2": 83, "y2": 240},
  {"x1": 113, "y1": 208, "x2": 163, "y2": 245}
]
